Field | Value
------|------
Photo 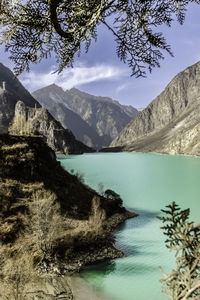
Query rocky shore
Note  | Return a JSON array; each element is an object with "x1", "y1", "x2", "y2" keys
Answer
[{"x1": 42, "y1": 210, "x2": 136, "y2": 275}]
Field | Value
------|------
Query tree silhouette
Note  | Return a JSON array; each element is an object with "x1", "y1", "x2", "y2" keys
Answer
[{"x1": 0, "y1": 0, "x2": 200, "y2": 75}]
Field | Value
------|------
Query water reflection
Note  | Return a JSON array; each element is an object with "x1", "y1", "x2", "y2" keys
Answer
[
  {"x1": 116, "y1": 208, "x2": 159, "y2": 233},
  {"x1": 81, "y1": 261, "x2": 116, "y2": 291},
  {"x1": 83, "y1": 261, "x2": 116, "y2": 277},
  {"x1": 117, "y1": 262, "x2": 158, "y2": 275}
]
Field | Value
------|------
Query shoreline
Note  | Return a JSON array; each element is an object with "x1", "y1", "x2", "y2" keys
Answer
[
  {"x1": 0, "y1": 134, "x2": 138, "y2": 300},
  {"x1": 69, "y1": 275, "x2": 112, "y2": 300},
  {"x1": 58, "y1": 150, "x2": 200, "y2": 160},
  {"x1": 65, "y1": 210, "x2": 137, "y2": 300},
  {"x1": 50, "y1": 210, "x2": 137, "y2": 274}
]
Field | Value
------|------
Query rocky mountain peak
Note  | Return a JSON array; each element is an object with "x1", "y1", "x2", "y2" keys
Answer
[{"x1": 69, "y1": 87, "x2": 80, "y2": 93}]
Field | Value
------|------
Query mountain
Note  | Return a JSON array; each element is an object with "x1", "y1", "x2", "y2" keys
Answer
[
  {"x1": 66, "y1": 88, "x2": 138, "y2": 140},
  {"x1": 0, "y1": 63, "x2": 93, "y2": 154},
  {"x1": 32, "y1": 84, "x2": 105, "y2": 149},
  {"x1": 32, "y1": 85, "x2": 138, "y2": 149},
  {"x1": 110, "y1": 61, "x2": 200, "y2": 156}
]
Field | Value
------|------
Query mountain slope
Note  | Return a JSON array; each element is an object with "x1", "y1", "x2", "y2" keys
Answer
[
  {"x1": 32, "y1": 85, "x2": 138, "y2": 148},
  {"x1": 0, "y1": 63, "x2": 40, "y2": 127},
  {"x1": 0, "y1": 63, "x2": 93, "y2": 154},
  {"x1": 32, "y1": 84, "x2": 106, "y2": 149},
  {"x1": 110, "y1": 61, "x2": 200, "y2": 156},
  {"x1": 65, "y1": 88, "x2": 138, "y2": 142}
]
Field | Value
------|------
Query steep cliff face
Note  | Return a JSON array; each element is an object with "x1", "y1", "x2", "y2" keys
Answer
[
  {"x1": 9, "y1": 100, "x2": 94, "y2": 154},
  {"x1": 0, "y1": 134, "x2": 136, "y2": 299},
  {"x1": 32, "y1": 85, "x2": 138, "y2": 148},
  {"x1": 110, "y1": 61, "x2": 200, "y2": 156}
]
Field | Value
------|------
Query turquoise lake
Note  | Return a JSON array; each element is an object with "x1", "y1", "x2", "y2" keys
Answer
[{"x1": 59, "y1": 152, "x2": 200, "y2": 300}]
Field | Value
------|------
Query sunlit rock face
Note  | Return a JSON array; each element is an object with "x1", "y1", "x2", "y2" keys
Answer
[
  {"x1": 110, "y1": 61, "x2": 200, "y2": 156},
  {"x1": 10, "y1": 100, "x2": 94, "y2": 154}
]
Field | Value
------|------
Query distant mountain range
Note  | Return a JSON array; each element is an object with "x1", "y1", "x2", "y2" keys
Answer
[
  {"x1": 110, "y1": 61, "x2": 200, "y2": 156},
  {"x1": 0, "y1": 63, "x2": 93, "y2": 154},
  {"x1": 2, "y1": 61, "x2": 200, "y2": 157},
  {"x1": 32, "y1": 85, "x2": 138, "y2": 149}
]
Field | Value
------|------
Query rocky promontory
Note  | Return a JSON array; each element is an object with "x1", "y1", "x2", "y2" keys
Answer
[{"x1": 0, "y1": 133, "x2": 136, "y2": 299}]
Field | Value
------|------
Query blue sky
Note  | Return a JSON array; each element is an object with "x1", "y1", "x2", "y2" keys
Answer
[{"x1": 1, "y1": 3, "x2": 200, "y2": 109}]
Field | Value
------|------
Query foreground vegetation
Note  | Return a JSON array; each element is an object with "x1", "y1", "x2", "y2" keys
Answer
[
  {"x1": 0, "y1": 134, "x2": 136, "y2": 299},
  {"x1": 159, "y1": 202, "x2": 200, "y2": 300}
]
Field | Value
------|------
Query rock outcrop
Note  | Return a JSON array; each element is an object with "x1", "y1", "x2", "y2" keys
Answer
[
  {"x1": 0, "y1": 62, "x2": 94, "y2": 154},
  {"x1": 110, "y1": 61, "x2": 200, "y2": 156},
  {"x1": 9, "y1": 100, "x2": 94, "y2": 154},
  {"x1": 0, "y1": 133, "x2": 136, "y2": 299},
  {"x1": 32, "y1": 85, "x2": 138, "y2": 149},
  {"x1": 0, "y1": 63, "x2": 40, "y2": 128}
]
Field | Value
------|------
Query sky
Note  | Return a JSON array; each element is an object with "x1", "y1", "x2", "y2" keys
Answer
[{"x1": 1, "y1": 3, "x2": 200, "y2": 109}]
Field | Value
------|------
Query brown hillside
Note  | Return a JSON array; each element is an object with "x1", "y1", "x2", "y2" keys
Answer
[{"x1": 0, "y1": 134, "x2": 136, "y2": 299}]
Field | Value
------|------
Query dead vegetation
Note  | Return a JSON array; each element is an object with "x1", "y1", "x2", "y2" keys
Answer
[{"x1": 0, "y1": 134, "x2": 131, "y2": 299}]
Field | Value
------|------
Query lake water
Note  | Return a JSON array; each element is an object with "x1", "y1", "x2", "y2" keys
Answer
[{"x1": 59, "y1": 152, "x2": 200, "y2": 300}]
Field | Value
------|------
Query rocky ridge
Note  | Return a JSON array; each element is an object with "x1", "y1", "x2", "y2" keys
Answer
[
  {"x1": 9, "y1": 100, "x2": 94, "y2": 154},
  {"x1": 0, "y1": 62, "x2": 94, "y2": 154},
  {"x1": 0, "y1": 133, "x2": 136, "y2": 299},
  {"x1": 110, "y1": 61, "x2": 200, "y2": 156},
  {"x1": 32, "y1": 85, "x2": 138, "y2": 149}
]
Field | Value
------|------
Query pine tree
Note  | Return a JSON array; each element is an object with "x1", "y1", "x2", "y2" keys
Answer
[{"x1": 0, "y1": 0, "x2": 200, "y2": 76}]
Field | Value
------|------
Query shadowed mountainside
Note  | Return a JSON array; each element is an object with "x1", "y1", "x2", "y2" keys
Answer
[
  {"x1": 0, "y1": 62, "x2": 40, "y2": 127},
  {"x1": 32, "y1": 85, "x2": 138, "y2": 149}
]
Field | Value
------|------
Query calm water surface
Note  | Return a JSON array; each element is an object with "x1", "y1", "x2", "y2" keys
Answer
[{"x1": 59, "y1": 152, "x2": 200, "y2": 300}]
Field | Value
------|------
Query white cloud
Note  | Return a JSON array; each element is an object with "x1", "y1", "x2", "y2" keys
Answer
[
  {"x1": 20, "y1": 64, "x2": 127, "y2": 92},
  {"x1": 116, "y1": 83, "x2": 129, "y2": 93}
]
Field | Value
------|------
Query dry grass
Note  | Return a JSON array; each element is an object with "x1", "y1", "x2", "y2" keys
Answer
[
  {"x1": 1, "y1": 143, "x2": 28, "y2": 150},
  {"x1": 0, "y1": 134, "x2": 128, "y2": 299}
]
